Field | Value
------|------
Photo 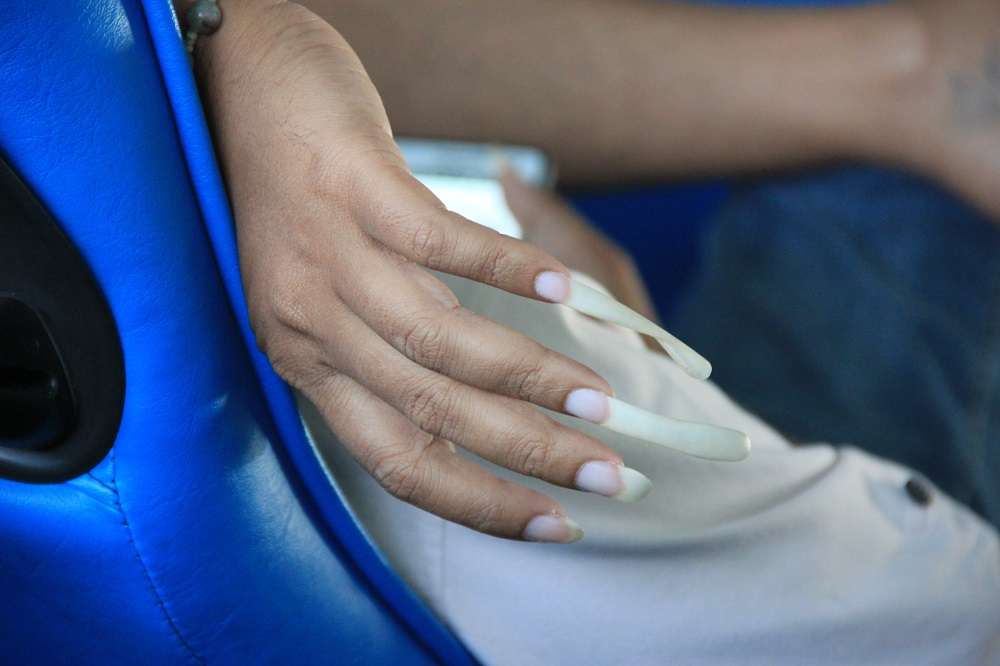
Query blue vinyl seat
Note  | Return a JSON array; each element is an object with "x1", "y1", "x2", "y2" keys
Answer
[{"x1": 0, "y1": 1, "x2": 472, "y2": 663}]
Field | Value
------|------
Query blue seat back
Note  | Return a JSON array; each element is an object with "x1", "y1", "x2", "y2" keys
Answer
[{"x1": 0, "y1": 1, "x2": 471, "y2": 663}]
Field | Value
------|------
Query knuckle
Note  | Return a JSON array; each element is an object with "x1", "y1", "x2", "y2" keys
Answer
[
  {"x1": 262, "y1": 335, "x2": 329, "y2": 391},
  {"x1": 269, "y1": 288, "x2": 312, "y2": 335},
  {"x1": 505, "y1": 428, "x2": 557, "y2": 478},
  {"x1": 369, "y1": 448, "x2": 430, "y2": 504},
  {"x1": 501, "y1": 356, "x2": 548, "y2": 400},
  {"x1": 302, "y1": 146, "x2": 343, "y2": 200},
  {"x1": 475, "y1": 239, "x2": 515, "y2": 284},
  {"x1": 398, "y1": 316, "x2": 449, "y2": 369},
  {"x1": 457, "y1": 497, "x2": 505, "y2": 534},
  {"x1": 401, "y1": 377, "x2": 461, "y2": 435},
  {"x1": 269, "y1": 344, "x2": 325, "y2": 391},
  {"x1": 246, "y1": 285, "x2": 324, "y2": 387},
  {"x1": 250, "y1": 276, "x2": 313, "y2": 338},
  {"x1": 407, "y1": 218, "x2": 449, "y2": 265},
  {"x1": 262, "y1": 338, "x2": 300, "y2": 380},
  {"x1": 305, "y1": 368, "x2": 353, "y2": 413}
]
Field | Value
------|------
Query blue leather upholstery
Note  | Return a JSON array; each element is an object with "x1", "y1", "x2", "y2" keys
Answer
[{"x1": 0, "y1": 1, "x2": 470, "y2": 663}]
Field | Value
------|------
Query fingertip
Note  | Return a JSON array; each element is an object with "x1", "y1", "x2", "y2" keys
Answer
[
  {"x1": 522, "y1": 513, "x2": 584, "y2": 544},
  {"x1": 498, "y1": 163, "x2": 528, "y2": 193},
  {"x1": 534, "y1": 270, "x2": 572, "y2": 303},
  {"x1": 499, "y1": 166, "x2": 550, "y2": 230},
  {"x1": 575, "y1": 461, "x2": 653, "y2": 503},
  {"x1": 500, "y1": 168, "x2": 533, "y2": 227},
  {"x1": 564, "y1": 388, "x2": 611, "y2": 424},
  {"x1": 498, "y1": 162, "x2": 520, "y2": 184}
]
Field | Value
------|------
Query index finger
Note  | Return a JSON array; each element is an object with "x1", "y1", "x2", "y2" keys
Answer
[
  {"x1": 356, "y1": 170, "x2": 714, "y2": 379},
  {"x1": 355, "y1": 168, "x2": 575, "y2": 303}
]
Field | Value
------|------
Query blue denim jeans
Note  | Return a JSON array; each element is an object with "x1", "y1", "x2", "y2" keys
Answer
[{"x1": 672, "y1": 166, "x2": 1000, "y2": 525}]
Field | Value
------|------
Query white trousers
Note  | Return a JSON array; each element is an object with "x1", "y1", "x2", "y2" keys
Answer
[{"x1": 305, "y1": 276, "x2": 1000, "y2": 665}]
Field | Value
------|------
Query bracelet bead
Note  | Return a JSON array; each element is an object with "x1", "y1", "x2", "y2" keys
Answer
[{"x1": 184, "y1": 0, "x2": 222, "y2": 53}]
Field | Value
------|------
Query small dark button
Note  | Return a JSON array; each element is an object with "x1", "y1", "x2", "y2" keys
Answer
[{"x1": 905, "y1": 478, "x2": 933, "y2": 507}]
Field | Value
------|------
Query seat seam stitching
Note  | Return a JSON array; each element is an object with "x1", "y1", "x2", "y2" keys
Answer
[{"x1": 108, "y1": 448, "x2": 205, "y2": 665}]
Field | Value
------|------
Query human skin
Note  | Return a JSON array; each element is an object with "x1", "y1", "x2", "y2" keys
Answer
[
  {"x1": 171, "y1": 0, "x2": 999, "y2": 543},
  {"x1": 172, "y1": 0, "x2": 677, "y2": 544},
  {"x1": 304, "y1": 0, "x2": 1000, "y2": 219}
]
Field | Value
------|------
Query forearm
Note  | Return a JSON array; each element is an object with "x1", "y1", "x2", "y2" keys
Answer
[{"x1": 301, "y1": 0, "x2": 927, "y2": 183}]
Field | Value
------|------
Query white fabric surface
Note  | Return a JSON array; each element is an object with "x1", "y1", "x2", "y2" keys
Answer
[{"x1": 304, "y1": 276, "x2": 1000, "y2": 665}]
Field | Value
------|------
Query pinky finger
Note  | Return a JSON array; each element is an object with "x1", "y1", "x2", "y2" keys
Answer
[{"x1": 304, "y1": 369, "x2": 584, "y2": 543}]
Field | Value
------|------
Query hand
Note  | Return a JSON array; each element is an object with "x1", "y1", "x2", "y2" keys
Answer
[
  {"x1": 892, "y1": 1, "x2": 1000, "y2": 219},
  {"x1": 193, "y1": 1, "x2": 652, "y2": 543}
]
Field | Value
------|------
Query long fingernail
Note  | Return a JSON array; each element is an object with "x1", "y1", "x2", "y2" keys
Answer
[
  {"x1": 575, "y1": 461, "x2": 652, "y2": 503},
  {"x1": 563, "y1": 278, "x2": 712, "y2": 380},
  {"x1": 523, "y1": 514, "x2": 584, "y2": 543},
  {"x1": 605, "y1": 397, "x2": 751, "y2": 462},
  {"x1": 565, "y1": 388, "x2": 611, "y2": 423},
  {"x1": 534, "y1": 271, "x2": 571, "y2": 303}
]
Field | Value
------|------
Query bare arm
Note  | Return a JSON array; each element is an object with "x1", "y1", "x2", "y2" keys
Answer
[{"x1": 301, "y1": 0, "x2": 926, "y2": 183}]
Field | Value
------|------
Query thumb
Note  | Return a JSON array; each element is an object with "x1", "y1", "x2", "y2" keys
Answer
[{"x1": 500, "y1": 168, "x2": 587, "y2": 248}]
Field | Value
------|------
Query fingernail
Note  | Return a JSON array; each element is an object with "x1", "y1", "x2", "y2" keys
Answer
[
  {"x1": 523, "y1": 514, "x2": 584, "y2": 544},
  {"x1": 534, "y1": 271, "x2": 571, "y2": 303},
  {"x1": 604, "y1": 396, "x2": 751, "y2": 462},
  {"x1": 564, "y1": 388, "x2": 611, "y2": 423},
  {"x1": 564, "y1": 278, "x2": 712, "y2": 380},
  {"x1": 575, "y1": 461, "x2": 653, "y2": 503}
]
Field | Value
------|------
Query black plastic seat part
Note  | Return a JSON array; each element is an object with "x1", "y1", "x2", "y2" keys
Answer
[{"x1": 0, "y1": 156, "x2": 124, "y2": 482}]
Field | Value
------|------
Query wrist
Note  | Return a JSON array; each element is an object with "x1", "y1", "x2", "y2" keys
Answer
[
  {"x1": 837, "y1": 5, "x2": 931, "y2": 165},
  {"x1": 181, "y1": 0, "x2": 298, "y2": 91},
  {"x1": 172, "y1": 0, "x2": 283, "y2": 18},
  {"x1": 174, "y1": 0, "x2": 290, "y2": 65}
]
